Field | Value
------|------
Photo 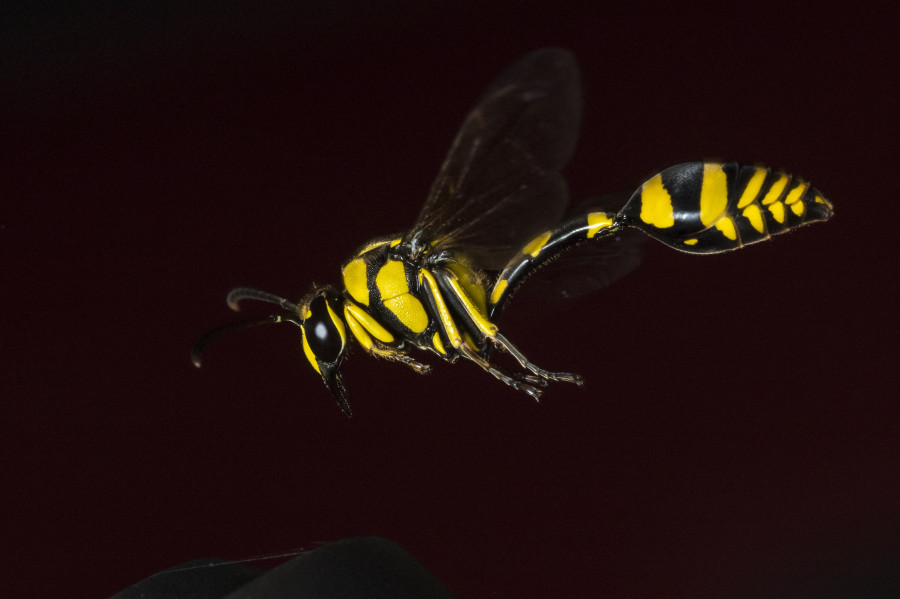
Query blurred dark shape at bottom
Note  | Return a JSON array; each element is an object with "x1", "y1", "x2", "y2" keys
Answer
[
  {"x1": 741, "y1": 537, "x2": 900, "y2": 599},
  {"x1": 110, "y1": 536, "x2": 456, "y2": 599}
]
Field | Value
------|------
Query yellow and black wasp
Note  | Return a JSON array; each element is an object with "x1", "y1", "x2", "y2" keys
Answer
[{"x1": 192, "y1": 49, "x2": 833, "y2": 417}]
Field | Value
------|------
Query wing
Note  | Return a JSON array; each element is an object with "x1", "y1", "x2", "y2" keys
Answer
[
  {"x1": 403, "y1": 48, "x2": 582, "y2": 270},
  {"x1": 490, "y1": 194, "x2": 645, "y2": 318},
  {"x1": 508, "y1": 228, "x2": 645, "y2": 305}
]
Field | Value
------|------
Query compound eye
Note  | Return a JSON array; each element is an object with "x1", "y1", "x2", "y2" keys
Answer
[{"x1": 303, "y1": 294, "x2": 346, "y2": 365}]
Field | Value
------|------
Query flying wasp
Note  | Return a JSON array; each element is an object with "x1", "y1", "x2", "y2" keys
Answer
[{"x1": 192, "y1": 49, "x2": 833, "y2": 417}]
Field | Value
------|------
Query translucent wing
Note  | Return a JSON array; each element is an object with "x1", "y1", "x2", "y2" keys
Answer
[
  {"x1": 507, "y1": 228, "x2": 645, "y2": 305},
  {"x1": 491, "y1": 194, "x2": 645, "y2": 317},
  {"x1": 403, "y1": 48, "x2": 582, "y2": 270}
]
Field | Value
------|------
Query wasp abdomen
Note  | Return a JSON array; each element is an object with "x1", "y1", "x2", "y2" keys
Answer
[{"x1": 617, "y1": 162, "x2": 833, "y2": 254}]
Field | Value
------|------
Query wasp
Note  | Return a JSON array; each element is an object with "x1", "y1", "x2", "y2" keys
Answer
[{"x1": 192, "y1": 49, "x2": 833, "y2": 417}]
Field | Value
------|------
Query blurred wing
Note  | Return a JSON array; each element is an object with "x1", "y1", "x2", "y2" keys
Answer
[
  {"x1": 515, "y1": 228, "x2": 645, "y2": 302},
  {"x1": 495, "y1": 193, "x2": 644, "y2": 314},
  {"x1": 404, "y1": 48, "x2": 582, "y2": 269}
]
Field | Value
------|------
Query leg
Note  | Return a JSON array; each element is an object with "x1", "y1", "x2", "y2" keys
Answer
[
  {"x1": 491, "y1": 333, "x2": 584, "y2": 386},
  {"x1": 456, "y1": 343, "x2": 544, "y2": 401},
  {"x1": 344, "y1": 302, "x2": 432, "y2": 375},
  {"x1": 421, "y1": 266, "x2": 583, "y2": 393},
  {"x1": 367, "y1": 342, "x2": 432, "y2": 375}
]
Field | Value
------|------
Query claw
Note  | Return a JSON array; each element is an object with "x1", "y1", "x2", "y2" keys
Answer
[
  {"x1": 516, "y1": 373, "x2": 549, "y2": 387},
  {"x1": 516, "y1": 382, "x2": 543, "y2": 402}
]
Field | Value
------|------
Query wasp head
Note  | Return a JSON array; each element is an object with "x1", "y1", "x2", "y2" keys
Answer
[
  {"x1": 297, "y1": 286, "x2": 352, "y2": 417},
  {"x1": 191, "y1": 285, "x2": 354, "y2": 418}
]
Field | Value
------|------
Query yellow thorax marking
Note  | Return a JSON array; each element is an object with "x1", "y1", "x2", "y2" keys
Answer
[
  {"x1": 343, "y1": 258, "x2": 370, "y2": 306},
  {"x1": 384, "y1": 294, "x2": 429, "y2": 333},
  {"x1": 375, "y1": 260, "x2": 410, "y2": 300}
]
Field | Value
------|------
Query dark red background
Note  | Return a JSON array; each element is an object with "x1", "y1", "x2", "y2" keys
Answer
[{"x1": 4, "y1": 2, "x2": 898, "y2": 597}]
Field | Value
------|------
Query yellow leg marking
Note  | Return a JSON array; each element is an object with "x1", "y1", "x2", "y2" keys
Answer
[
  {"x1": 768, "y1": 200, "x2": 786, "y2": 224},
  {"x1": 345, "y1": 302, "x2": 394, "y2": 343},
  {"x1": 640, "y1": 174, "x2": 675, "y2": 228},
  {"x1": 345, "y1": 305, "x2": 431, "y2": 374},
  {"x1": 586, "y1": 211, "x2": 615, "y2": 238},
  {"x1": 445, "y1": 262, "x2": 487, "y2": 314},
  {"x1": 742, "y1": 203, "x2": 765, "y2": 233},
  {"x1": 699, "y1": 163, "x2": 729, "y2": 227},
  {"x1": 522, "y1": 231, "x2": 552, "y2": 257},
  {"x1": 761, "y1": 173, "x2": 789, "y2": 205},
  {"x1": 344, "y1": 306, "x2": 375, "y2": 351},
  {"x1": 737, "y1": 167, "x2": 767, "y2": 209},
  {"x1": 714, "y1": 216, "x2": 737, "y2": 241},
  {"x1": 418, "y1": 269, "x2": 463, "y2": 348},
  {"x1": 432, "y1": 332, "x2": 446, "y2": 355},
  {"x1": 443, "y1": 272, "x2": 498, "y2": 338},
  {"x1": 490, "y1": 279, "x2": 508, "y2": 306}
]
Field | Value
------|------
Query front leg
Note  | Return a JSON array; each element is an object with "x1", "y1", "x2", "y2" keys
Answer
[
  {"x1": 343, "y1": 302, "x2": 432, "y2": 375},
  {"x1": 368, "y1": 340, "x2": 432, "y2": 375}
]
